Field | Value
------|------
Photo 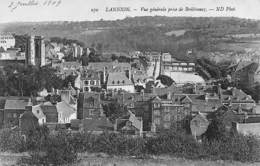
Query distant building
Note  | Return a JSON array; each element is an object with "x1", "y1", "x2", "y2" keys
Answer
[
  {"x1": 53, "y1": 61, "x2": 81, "y2": 79},
  {"x1": 40, "y1": 103, "x2": 58, "y2": 123},
  {"x1": 77, "y1": 92, "x2": 104, "y2": 120},
  {"x1": 231, "y1": 61, "x2": 259, "y2": 88},
  {"x1": 14, "y1": 34, "x2": 46, "y2": 67},
  {"x1": 0, "y1": 34, "x2": 15, "y2": 50},
  {"x1": 2, "y1": 97, "x2": 30, "y2": 127},
  {"x1": 80, "y1": 69, "x2": 101, "y2": 92},
  {"x1": 87, "y1": 61, "x2": 131, "y2": 84},
  {"x1": 107, "y1": 72, "x2": 135, "y2": 93},
  {"x1": 151, "y1": 94, "x2": 191, "y2": 132},
  {"x1": 72, "y1": 43, "x2": 83, "y2": 58},
  {"x1": 233, "y1": 120, "x2": 260, "y2": 136},
  {"x1": 56, "y1": 101, "x2": 76, "y2": 124},
  {"x1": 221, "y1": 87, "x2": 256, "y2": 112}
]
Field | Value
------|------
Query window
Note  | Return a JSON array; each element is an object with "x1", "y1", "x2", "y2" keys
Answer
[
  {"x1": 117, "y1": 80, "x2": 120, "y2": 84},
  {"x1": 36, "y1": 110, "x2": 40, "y2": 114},
  {"x1": 89, "y1": 109, "x2": 95, "y2": 116},
  {"x1": 84, "y1": 87, "x2": 89, "y2": 92},
  {"x1": 154, "y1": 118, "x2": 161, "y2": 125},
  {"x1": 112, "y1": 81, "x2": 115, "y2": 84},
  {"x1": 13, "y1": 113, "x2": 17, "y2": 118},
  {"x1": 122, "y1": 80, "x2": 125, "y2": 84},
  {"x1": 7, "y1": 113, "x2": 12, "y2": 118},
  {"x1": 85, "y1": 80, "x2": 89, "y2": 85},
  {"x1": 164, "y1": 114, "x2": 171, "y2": 121},
  {"x1": 163, "y1": 123, "x2": 170, "y2": 129},
  {"x1": 164, "y1": 107, "x2": 170, "y2": 112},
  {"x1": 154, "y1": 103, "x2": 160, "y2": 108},
  {"x1": 90, "y1": 80, "x2": 95, "y2": 85},
  {"x1": 154, "y1": 110, "x2": 160, "y2": 116}
]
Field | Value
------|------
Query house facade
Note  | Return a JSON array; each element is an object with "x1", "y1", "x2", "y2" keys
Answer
[
  {"x1": 107, "y1": 72, "x2": 135, "y2": 93},
  {"x1": 77, "y1": 92, "x2": 104, "y2": 119},
  {"x1": 151, "y1": 96, "x2": 191, "y2": 132},
  {"x1": 80, "y1": 70, "x2": 101, "y2": 92}
]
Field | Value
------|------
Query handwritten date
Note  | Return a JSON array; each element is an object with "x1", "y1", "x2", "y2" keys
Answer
[{"x1": 8, "y1": 0, "x2": 62, "y2": 12}]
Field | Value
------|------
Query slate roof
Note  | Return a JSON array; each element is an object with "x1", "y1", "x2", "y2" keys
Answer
[
  {"x1": 88, "y1": 61, "x2": 131, "y2": 72},
  {"x1": 4, "y1": 99, "x2": 29, "y2": 110},
  {"x1": 81, "y1": 117, "x2": 113, "y2": 131},
  {"x1": 107, "y1": 72, "x2": 133, "y2": 86},
  {"x1": 235, "y1": 61, "x2": 257, "y2": 72},
  {"x1": 56, "y1": 101, "x2": 76, "y2": 118}
]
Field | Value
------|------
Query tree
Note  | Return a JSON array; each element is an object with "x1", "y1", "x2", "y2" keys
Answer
[
  {"x1": 204, "y1": 109, "x2": 230, "y2": 141},
  {"x1": 102, "y1": 101, "x2": 126, "y2": 123},
  {"x1": 156, "y1": 75, "x2": 175, "y2": 87}
]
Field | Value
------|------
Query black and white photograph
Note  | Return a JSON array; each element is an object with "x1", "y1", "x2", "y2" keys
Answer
[{"x1": 0, "y1": 0, "x2": 260, "y2": 165}]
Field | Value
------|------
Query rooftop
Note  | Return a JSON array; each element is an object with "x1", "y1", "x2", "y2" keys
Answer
[{"x1": 107, "y1": 72, "x2": 133, "y2": 86}]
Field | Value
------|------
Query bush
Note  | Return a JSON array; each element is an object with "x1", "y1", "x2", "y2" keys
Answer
[
  {"x1": 44, "y1": 131, "x2": 77, "y2": 165},
  {"x1": 0, "y1": 128, "x2": 26, "y2": 152},
  {"x1": 1, "y1": 127, "x2": 260, "y2": 163}
]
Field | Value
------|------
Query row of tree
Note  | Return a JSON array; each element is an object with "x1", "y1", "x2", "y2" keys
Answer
[{"x1": 0, "y1": 64, "x2": 70, "y2": 96}]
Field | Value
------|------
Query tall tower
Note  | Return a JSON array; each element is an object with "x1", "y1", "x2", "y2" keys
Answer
[
  {"x1": 28, "y1": 36, "x2": 36, "y2": 66},
  {"x1": 27, "y1": 36, "x2": 45, "y2": 67}
]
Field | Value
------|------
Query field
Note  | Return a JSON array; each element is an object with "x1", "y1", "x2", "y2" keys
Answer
[
  {"x1": 216, "y1": 40, "x2": 260, "y2": 52},
  {"x1": 0, "y1": 153, "x2": 260, "y2": 166}
]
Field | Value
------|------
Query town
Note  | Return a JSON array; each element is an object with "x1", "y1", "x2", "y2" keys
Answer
[{"x1": 0, "y1": 28, "x2": 260, "y2": 164}]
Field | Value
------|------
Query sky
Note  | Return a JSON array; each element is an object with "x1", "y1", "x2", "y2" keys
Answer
[{"x1": 0, "y1": 0, "x2": 260, "y2": 23}]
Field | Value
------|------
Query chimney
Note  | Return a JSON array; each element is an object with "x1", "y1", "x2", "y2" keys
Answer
[
  {"x1": 205, "y1": 93, "x2": 209, "y2": 102},
  {"x1": 167, "y1": 92, "x2": 171, "y2": 100},
  {"x1": 103, "y1": 67, "x2": 106, "y2": 83},
  {"x1": 217, "y1": 83, "x2": 222, "y2": 100},
  {"x1": 25, "y1": 98, "x2": 33, "y2": 112}
]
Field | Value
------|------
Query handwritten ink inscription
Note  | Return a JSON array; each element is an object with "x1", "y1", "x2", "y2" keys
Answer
[{"x1": 8, "y1": 0, "x2": 62, "y2": 12}]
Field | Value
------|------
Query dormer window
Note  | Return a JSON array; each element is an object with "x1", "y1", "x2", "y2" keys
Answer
[
  {"x1": 112, "y1": 81, "x2": 115, "y2": 84},
  {"x1": 117, "y1": 80, "x2": 120, "y2": 84},
  {"x1": 122, "y1": 80, "x2": 125, "y2": 84}
]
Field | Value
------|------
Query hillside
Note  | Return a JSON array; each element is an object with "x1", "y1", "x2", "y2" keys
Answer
[{"x1": 1, "y1": 16, "x2": 260, "y2": 61}]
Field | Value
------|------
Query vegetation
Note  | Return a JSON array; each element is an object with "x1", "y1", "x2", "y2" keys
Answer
[
  {"x1": 0, "y1": 64, "x2": 63, "y2": 96},
  {"x1": 1, "y1": 123, "x2": 259, "y2": 164},
  {"x1": 102, "y1": 101, "x2": 127, "y2": 123},
  {"x1": 156, "y1": 75, "x2": 175, "y2": 86}
]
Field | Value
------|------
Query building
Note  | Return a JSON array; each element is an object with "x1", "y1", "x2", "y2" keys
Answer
[
  {"x1": 231, "y1": 61, "x2": 259, "y2": 88},
  {"x1": 40, "y1": 103, "x2": 58, "y2": 123},
  {"x1": 161, "y1": 54, "x2": 196, "y2": 73},
  {"x1": 0, "y1": 34, "x2": 15, "y2": 50},
  {"x1": 159, "y1": 53, "x2": 204, "y2": 85},
  {"x1": 72, "y1": 43, "x2": 83, "y2": 58},
  {"x1": 2, "y1": 98, "x2": 30, "y2": 127},
  {"x1": 77, "y1": 92, "x2": 104, "y2": 120},
  {"x1": 221, "y1": 87, "x2": 256, "y2": 112},
  {"x1": 80, "y1": 69, "x2": 101, "y2": 92},
  {"x1": 107, "y1": 72, "x2": 135, "y2": 93},
  {"x1": 56, "y1": 101, "x2": 76, "y2": 124},
  {"x1": 87, "y1": 61, "x2": 131, "y2": 84},
  {"x1": 53, "y1": 61, "x2": 81, "y2": 79},
  {"x1": 14, "y1": 35, "x2": 46, "y2": 67},
  {"x1": 151, "y1": 95, "x2": 191, "y2": 132},
  {"x1": 233, "y1": 121, "x2": 260, "y2": 136}
]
